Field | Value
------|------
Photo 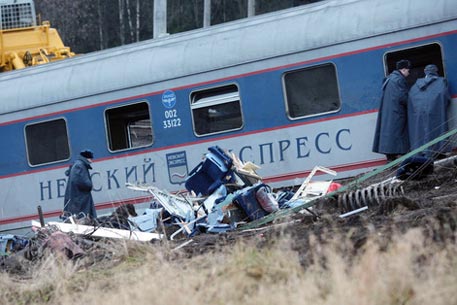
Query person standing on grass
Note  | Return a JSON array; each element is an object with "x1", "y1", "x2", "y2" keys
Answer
[{"x1": 373, "y1": 59, "x2": 411, "y2": 161}]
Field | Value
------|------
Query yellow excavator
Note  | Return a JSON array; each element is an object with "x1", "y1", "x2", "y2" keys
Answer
[{"x1": 0, "y1": 0, "x2": 74, "y2": 73}]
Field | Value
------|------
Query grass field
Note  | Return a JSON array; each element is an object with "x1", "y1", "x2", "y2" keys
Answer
[{"x1": 1, "y1": 226, "x2": 456, "y2": 305}]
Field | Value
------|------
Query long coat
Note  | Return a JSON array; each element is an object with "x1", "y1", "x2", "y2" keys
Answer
[
  {"x1": 63, "y1": 156, "x2": 97, "y2": 218},
  {"x1": 372, "y1": 70, "x2": 409, "y2": 155},
  {"x1": 407, "y1": 75, "x2": 450, "y2": 157}
]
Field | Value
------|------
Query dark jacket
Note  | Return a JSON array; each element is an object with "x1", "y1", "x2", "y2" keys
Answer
[
  {"x1": 407, "y1": 75, "x2": 450, "y2": 157},
  {"x1": 372, "y1": 70, "x2": 409, "y2": 154},
  {"x1": 63, "y1": 156, "x2": 97, "y2": 218}
]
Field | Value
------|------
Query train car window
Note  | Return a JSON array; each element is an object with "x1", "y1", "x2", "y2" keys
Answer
[
  {"x1": 283, "y1": 63, "x2": 340, "y2": 119},
  {"x1": 25, "y1": 118, "x2": 70, "y2": 166},
  {"x1": 105, "y1": 102, "x2": 153, "y2": 151},
  {"x1": 384, "y1": 43, "x2": 444, "y2": 88},
  {"x1": 191, "y1": 84, "x2": 243, "y2": 136}
]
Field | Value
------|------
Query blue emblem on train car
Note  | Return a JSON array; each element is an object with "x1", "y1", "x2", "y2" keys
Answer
[
  {"x1": 162, "y1": 90, "x2": 177, "y2": 109},
  {"x1": 166, "y1": 151, "x2": 188, "y2": 184}
]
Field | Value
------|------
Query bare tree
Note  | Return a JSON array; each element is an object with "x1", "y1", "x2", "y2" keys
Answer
[
  {"x1": 97, "y1": 0, "x2": 105, "y2": 49},
  {"x1": 119, "y1": 0, "x2": 125, "y2": 45},
  {"x1": 203, "y1": 0, "x2": 211, "y2": 27},
  {"x1": 125, "y1": 0, "x2": 135, "y2": 42},
  {"x1": 248, "y1": 0, "x2": 255, "y2": 16},
  {"x1": 136, "y1": 0, "x2": 140, "y2": 41}
]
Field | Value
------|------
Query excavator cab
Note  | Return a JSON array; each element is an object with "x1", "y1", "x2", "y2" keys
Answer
[{"x1": 0, "y1": 0, "x2": 74, "y2": 72}]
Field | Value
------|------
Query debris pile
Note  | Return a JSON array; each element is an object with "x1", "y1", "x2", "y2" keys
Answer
[
  {"x1": 1, "y1": 145, "x2": 341, "y2": 270},
  {"x1": 123, "y1": 146, "x2": 340, "y2": 239},
  {"x1": 3, "y1": 144, "x2": 454, "y2": 274},
  {"x1": 0, "y1": 225, "x2": 117, "y2": 274}
]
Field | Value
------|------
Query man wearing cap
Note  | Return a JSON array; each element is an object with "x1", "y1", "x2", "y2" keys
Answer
[
  {"x1": 373, "y1": 59, "x2": 411, "y2": 161},
  {"x1": 407, "y1": 64, "x2": 450, "y2": 158},
  {"x1": 63, "y1": 149, "x2": 97, "y2": 219}
]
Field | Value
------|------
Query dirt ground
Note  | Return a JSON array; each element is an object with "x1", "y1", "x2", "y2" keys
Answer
[{"x1": 178, "y1": 156, "x2": 457, "y2": 265}]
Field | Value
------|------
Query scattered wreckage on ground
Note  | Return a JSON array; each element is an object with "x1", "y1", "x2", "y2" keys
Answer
[
  {"x1": 0, "y1": 145, "x2": 343, "y2": 260},
  {"x1": 1, "y1": 132, "x2": 456, "y2": 266}
]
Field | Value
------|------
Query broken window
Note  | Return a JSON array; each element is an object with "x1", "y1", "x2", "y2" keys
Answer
[
  {"x1": 25, "y1": 118, "x2": 70, "y2": 166},
  {"x1": 191, "y1": 84, "x2": 243, "y2": 136},
  {"x1": 384, "y1": 43, "x2": 444, "y2": 88},
  {"x1": 283, "y1": 63, "x2": 341, "y2": 119},
  {"x1": 105, "y1": 102, "x2": 153, "y2": 151}
]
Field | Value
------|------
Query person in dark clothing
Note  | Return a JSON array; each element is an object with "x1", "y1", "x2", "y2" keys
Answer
[
  {"x1": 372, "y1": 59, "x2": 411, "y2": 161},
  {"x1": 63, "y1": 149, "x2": 97, "y2": 219},
  {"x1": 407, "y1": 64, "x2": 451, "y2": 159}
]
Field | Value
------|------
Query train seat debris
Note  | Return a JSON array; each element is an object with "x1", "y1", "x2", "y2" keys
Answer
[
  {"x1": 23, "y1": 146, "x2": 339, "y2": 244},
  {"x1": 185, "y1": 146, "x2": 235, "y2": 196},
  {"x1": 232, "y1": 183, "x2": 278, "y2": 221},
  {"x1": 125, "y1": 148, "x2": 338, "y2": 235}
]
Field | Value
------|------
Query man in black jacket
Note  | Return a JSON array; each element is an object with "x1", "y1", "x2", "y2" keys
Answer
[
  {"x1": 63, "y1": 149, "x2": 97, "y2": 219},
  {"x1": 373, "y1": 59, "x2": 411, "y2": 161}
]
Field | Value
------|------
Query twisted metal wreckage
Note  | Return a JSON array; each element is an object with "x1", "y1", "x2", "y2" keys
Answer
[{"x1": 1, "y1": 128, "x2": 456, "y2": 260}]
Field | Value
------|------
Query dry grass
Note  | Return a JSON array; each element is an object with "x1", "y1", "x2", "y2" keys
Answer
[{"x1": 1, "y1": 228, "x2": 456, "y2": 305}]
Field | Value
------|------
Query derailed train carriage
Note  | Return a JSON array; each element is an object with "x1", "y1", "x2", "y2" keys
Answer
[{"x1": 1, "y1": 0, "x2": 456, "y2": 233}]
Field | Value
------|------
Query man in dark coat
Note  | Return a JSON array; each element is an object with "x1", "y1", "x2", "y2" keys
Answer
[
  {"x1": 372, "y1": 59, "x2": 411, "y2": 161},
  {"x1": 63, "y1": 149, "x2": 97, "y2": 219},
  {"x1": 407, "y1": 64, "x2": 450, "y2": 158}
]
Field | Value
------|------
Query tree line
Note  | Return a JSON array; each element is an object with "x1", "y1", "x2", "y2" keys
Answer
[{"x1": 34, "y1": 0, "x2": 322, "y2": 54}]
